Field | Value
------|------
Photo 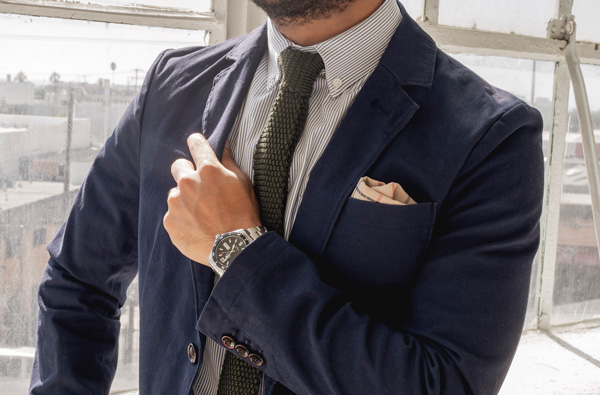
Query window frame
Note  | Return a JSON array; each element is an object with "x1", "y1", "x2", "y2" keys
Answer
[
  {"x1": 419, "y1": 0, "x2": 600, "y2": 331},
  {"x1": 1, "y1": 0, "x2": 599, "y2": 336},
  {"x1": 0, "y1": 0, "x2": 228, "y2": 42}
]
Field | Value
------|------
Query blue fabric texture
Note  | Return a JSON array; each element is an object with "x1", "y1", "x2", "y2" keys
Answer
[{"x1": 30, "y1": 4, "x2": 544, "y2": 395}]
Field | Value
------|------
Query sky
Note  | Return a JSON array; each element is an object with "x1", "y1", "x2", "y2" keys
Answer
[
  {"x1": 0, "y1": 13, "x2": 208, "y2": 86},
  {"x1": 0, "y1": 0, "x2": 599, "y2": 105}
]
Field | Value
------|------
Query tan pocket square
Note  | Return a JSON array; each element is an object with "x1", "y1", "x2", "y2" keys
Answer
[{"x1": 351, "y1": 176, "x2": 417, "y2": 205}]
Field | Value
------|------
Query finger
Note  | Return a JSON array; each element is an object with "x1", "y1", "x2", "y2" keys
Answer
[
  {"x1": 167, "y1": 187, "x2": 180, "y2": 200},
  {"x1": 171, "y1": 158, "x2": 195, "y2": 183},
  {"x1": 187, "y1": 133, "x2": 218, "y2": 168}
]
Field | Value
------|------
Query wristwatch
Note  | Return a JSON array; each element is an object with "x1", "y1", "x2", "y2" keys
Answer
[{"x1": 208, "y1": 226, "x2": 268, "y2": 277}]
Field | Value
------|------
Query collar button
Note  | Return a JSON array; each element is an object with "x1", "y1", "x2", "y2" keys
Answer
[{"x1": 332, "y1": 77, "x2": 343, "y2": 89}]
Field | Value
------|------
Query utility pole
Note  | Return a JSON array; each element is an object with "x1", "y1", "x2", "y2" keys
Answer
[
  {"x1": 110, "y1": 62, "x2": 117, "y2": 87},
  {"x1": 103, "y1": 78, "x2": 111, "y2": 144},
  {"x1": 530, "y1": 60, "x2": 537, "y2": 105},
  {"x1": 64, "y1": 88, "x2": 74, "y2": 195},
  {"x1": 132, "y1": 68, "x2": 143, "y2": 90}
]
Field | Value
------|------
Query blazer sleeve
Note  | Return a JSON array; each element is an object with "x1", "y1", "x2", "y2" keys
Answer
[
  {"x1": 29, "y1": 51, "x2": 167, "y2": 394},
  {"x1": 196, "y1": 102, "x2": 544, "y2": 394}
]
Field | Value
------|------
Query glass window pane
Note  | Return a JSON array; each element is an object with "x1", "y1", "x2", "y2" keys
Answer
[
  {"x1": 572, "y1": 0, "x2": 600, "y2": 43},
  {"x1": 0, "y1": 14, "x2": 206, "y2": 88},
  {"x1": 439, "y1": 0, "x2": 558, "y2": 38},
  {"x1": 0, "y1": 13, "x2": 206, "y2": 393},
  {"x1": 0, "y1": 13, "x2": 207, "y2": 144},
  {"x1": 450, "y1": 53, "x2": 556, "y2": 330},
  {"x1": 553, "y1": 64, "x2": 600, "y2": 326},
  {"x1": 58, "y1": 0, "x2": 211, "y2": 12}
]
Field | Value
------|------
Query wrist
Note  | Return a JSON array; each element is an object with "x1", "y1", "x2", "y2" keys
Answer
[{"x1": 208, "y1": 226, "x2": 268, "y2": 277}]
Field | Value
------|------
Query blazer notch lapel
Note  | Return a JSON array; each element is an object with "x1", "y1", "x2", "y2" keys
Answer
[
  {"x1": 381, "y1": 2, "x2": 437, "y2": 88},
  {"x1": 289, "y1": 6, "x2": 440, "y2": 257},
  {"x1": 202, "y1": 24, "x2": 267, "y2": 159}
]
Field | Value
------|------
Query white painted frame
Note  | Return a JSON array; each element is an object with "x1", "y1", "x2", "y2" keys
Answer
[
  {"x1": 421, "y1": 0, "x2": 600, "y2": 331},
  {"x1": 0, "y1": 0, "x2": 266, "y2": 44},
  {"x1": 0, "y1": 0, "x2": 230, "y2": 43},
  {"x1": 1, "y1": 0, "x2": 599, "y2": 330}
]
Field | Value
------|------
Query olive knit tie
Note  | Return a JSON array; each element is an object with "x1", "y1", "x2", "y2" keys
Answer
[
  {"x1": 215, "y1": 48, "x2": 324, "y2": 395},
  {"x1": 253, "y1": 48, "x2": 325, "y2": 235}
]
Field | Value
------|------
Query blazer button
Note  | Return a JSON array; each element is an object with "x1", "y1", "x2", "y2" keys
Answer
[
  {"x1": 187, "y1": 343, "x2": 198, "y2": 364},
  {"x1": 221, "y1": 336, "x2": 236, "y2": 350},
  {"x1": 248, "y1": 354, "x2": 264, "y2": 367},
  {"x1": 235, "y1": 344, "x2": 250, "y2": 358}
]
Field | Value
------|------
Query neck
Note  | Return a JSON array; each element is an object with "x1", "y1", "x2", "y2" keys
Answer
[{"x1": 274, "y1": 0, "x2": 384, "y2": 46}]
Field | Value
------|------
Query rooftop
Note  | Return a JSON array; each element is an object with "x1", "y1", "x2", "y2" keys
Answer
[
  {"x1": 0, "y1": 127, "x2": 28, "y2": 134},
  {"x1": 0, "y1": 181, "x2": 78, "y2": 211}
]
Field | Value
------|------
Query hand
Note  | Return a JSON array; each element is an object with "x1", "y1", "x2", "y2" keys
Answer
[{"x1": 163, "y1": 133, "x2": 261, "y2": 265}]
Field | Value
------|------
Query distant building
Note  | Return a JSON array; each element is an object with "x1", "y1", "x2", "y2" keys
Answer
[
  {"x1": 0, "y1": 114, "x2": 94, "y2": 184},
  {"x1": 0, "y1": 81, "x2": 35, "y2": 105},
  {"x1": 0, "y1": 183, "x2": 77, "y2": 349}
]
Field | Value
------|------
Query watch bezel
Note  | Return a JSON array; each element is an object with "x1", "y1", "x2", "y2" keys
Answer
[
  {"x1": 209, "y1": 226, "x2": 267, "y2": 277},
  {"x1": 212, "y1": 233, "x2": 249, "y2": 275}
]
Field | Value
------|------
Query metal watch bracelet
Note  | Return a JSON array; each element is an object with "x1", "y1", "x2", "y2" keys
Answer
[
  {"x1": 209, "y1": 226, "x2": 267, "y2": 277},
  {"x1": 241, "y1": 225, "x2": 268, "y2": 242}
]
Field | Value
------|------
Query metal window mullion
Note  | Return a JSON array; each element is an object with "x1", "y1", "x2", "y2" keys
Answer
[
  {"x1": 0, "y1": 0, "x2": 224, "y2": 31},
  {"x1": 558, "y1": 0, "x2": 574, "y2": 16},
  {"x1": 225, "y1": 0, "x2": 251, "y2": 40},
  {"x1": 246, "y1": 2, "x2": 266, "y2": 34},
  {"x1": 224, "y1": 0, "x2": 265, "y2": 41},
  {"x1": 421, "y1": 24, "x2": 600, "y2": 65},
  {"x1": 423, "y1": 0, "x2": 439, "y2": 26},
  {"x1": 210, "y1": 0, "x2": 227, "y2": 44},
  {"x1": 564, "y1": 18, "x2": 600, "y2": 287},
  {"x1": 537, "y1": 59, "x2": 571, "y2": 331}
]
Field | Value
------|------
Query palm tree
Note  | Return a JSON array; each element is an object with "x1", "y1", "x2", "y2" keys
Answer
[
  {"x1": 50, "y1": 72, "x2": 62, "y2": 102},
  {"x1": 14, "y1": 71, "x2": 27, "y2": 83},
  {"x1": 49, "y1": 72, "x2": 61, "y2": 84},
  {"x1": 110, "y1": 62, "x2": 117, "y2": 86}
]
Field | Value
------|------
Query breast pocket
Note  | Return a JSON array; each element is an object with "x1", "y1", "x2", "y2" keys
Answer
[{"x1": 322, "y1": 198, "x2": 436, "y2": 299}]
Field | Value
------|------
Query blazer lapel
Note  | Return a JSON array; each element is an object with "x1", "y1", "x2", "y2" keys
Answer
[
  {"x1": 202, "y1": 25, "x2": 267, "y2": 160},
  {"x1": 289, "y1": 9, "x2": 438, "y2": 259}
]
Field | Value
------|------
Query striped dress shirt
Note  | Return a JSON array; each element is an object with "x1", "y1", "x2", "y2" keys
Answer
[{"x1": 193, "y1": 0, "x2": 402, "y2": 393}]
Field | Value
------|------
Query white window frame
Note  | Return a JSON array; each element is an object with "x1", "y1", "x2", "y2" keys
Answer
[
  {"x1": 0, "y1": 0, "x2": 270, "y2": 44},
  {"x1": 2, "y1": 0, "x2": 599, "y2": 332},
  {"x1": 0, "y1": 0, "x2": 228, "y2": 42},
  {"x1": 420, "y1": 0, "x2": 600, "y2": 331}
]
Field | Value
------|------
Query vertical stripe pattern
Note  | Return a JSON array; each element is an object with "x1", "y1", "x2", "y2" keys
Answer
[
  {"x1": 194, "y1": 0, "x2": 402, "y2": 394},
  {"x1": 230, "y1": 0, "x2": 402, "y2": 240}
]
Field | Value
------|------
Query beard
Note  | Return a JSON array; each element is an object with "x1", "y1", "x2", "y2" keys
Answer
[{"x1": 251, "y1": 0, "x2": 358, "y2": 25}]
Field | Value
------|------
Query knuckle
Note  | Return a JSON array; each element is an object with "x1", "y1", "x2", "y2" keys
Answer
[
  {"x1": 167, "y1": 187, "x2": 179, "y2": 202},
  {"x1": 172, "y1": 158, "x2": 193, "y2": 177},
  {"x1": 166, "y1": 195, "x2": 176, "y2": 207},
  {"x1": 197, "y1": 161, "x2": 221, "y2": 179},
  {"x1": 171, "y1": 159, "x2": 184, "y2": 172},
  {"x1": 162, "y1": 212, "x2": 171, "y2": 230},
  {"x1": 177, "y1": 175, "x2": 197, "y2": 190}
]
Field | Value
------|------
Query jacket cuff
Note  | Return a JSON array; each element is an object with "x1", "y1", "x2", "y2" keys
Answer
[{"x1": 196, "y1": 231, "x2": 286, "y2": 365}]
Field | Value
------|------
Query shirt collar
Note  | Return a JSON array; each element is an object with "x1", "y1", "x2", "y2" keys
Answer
[{"x1": 266, "y1": 0, "x2": 402, "y2": 97}]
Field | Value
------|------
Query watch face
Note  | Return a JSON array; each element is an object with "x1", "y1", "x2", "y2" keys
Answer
[{"x1": 215, "y1": 235, "x2": 247, "y2": 270}]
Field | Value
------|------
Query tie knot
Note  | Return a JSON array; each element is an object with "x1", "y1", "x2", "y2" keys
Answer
[{"x1": 278, "y1": 47, "x2": 324, "y2": 97}]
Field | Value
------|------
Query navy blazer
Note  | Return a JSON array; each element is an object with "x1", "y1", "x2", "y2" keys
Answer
[{"x1": 31, "y1": 5, "x2": 544, "y2": 395}]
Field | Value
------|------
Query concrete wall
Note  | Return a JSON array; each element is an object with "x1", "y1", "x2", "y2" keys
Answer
[
  {"x1": 0, "y1": 114, "x2": 91, "y2": 180},
  {"x1": 0, "y1": 82, "x2": 35, "y2": 105}
]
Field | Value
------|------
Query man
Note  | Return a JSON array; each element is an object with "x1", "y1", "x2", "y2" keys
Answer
[{"x1": 30, "y1": 0, "x2": 544, "y2": 394}]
